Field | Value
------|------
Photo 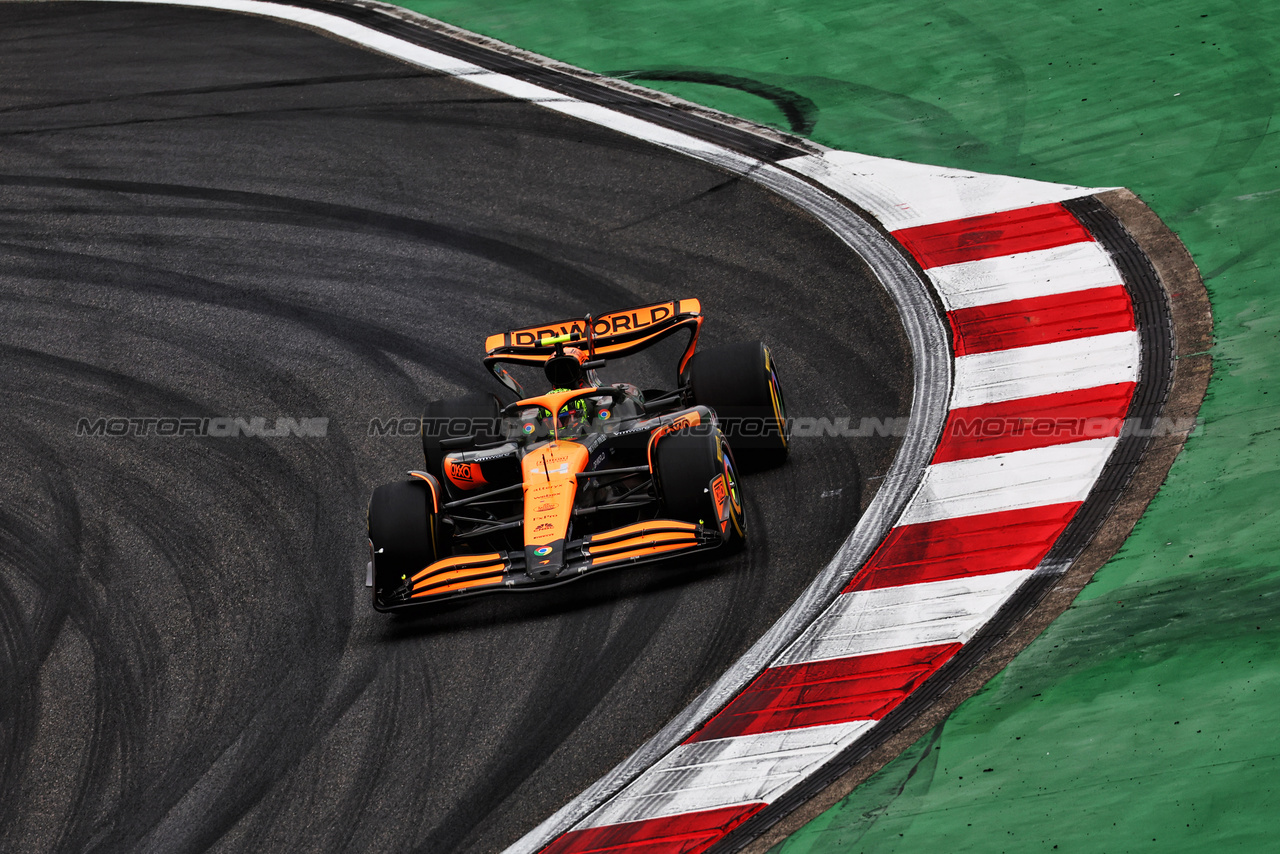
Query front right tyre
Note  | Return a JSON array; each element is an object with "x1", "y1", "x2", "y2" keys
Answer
[{"x1": 367, "y1": 478, "x2": 445, "y2": 609}]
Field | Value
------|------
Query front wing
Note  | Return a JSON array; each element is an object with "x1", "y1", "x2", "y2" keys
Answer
[{"x1": 375, "y1": 519, "x2": 724, "y2": 609}]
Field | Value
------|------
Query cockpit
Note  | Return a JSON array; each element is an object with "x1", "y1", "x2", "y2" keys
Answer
[{"x1": 503, "y1": 388, "x2": 640, "y2": 445}]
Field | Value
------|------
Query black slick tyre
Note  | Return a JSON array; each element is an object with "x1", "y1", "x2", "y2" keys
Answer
[
  {"x1": 367, "y1": 478, "x2": 444, "y2": 608},
  {"x1": 685, "y1": 341, "x2": 789, "y2": 468},
  {"x1": 654, "y1": 429, "x2": 746, "y2": 550}
]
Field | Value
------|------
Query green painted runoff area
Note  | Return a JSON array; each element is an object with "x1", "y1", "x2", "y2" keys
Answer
[{"x1": 395, "y1": 0, "x2": 1279, "y2": 849}]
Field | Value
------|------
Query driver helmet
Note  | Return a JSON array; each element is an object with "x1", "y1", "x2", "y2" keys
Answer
[
  {"x1": 544, "y1": 346, "x2": 590, "y2": 389},
  {"x1": 557, "y1": 397, "x2": 590, "y2": 434}
]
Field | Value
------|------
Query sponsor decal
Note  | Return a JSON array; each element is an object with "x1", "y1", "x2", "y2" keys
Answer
[
  {"x1": 534, "y1": 546, "x2": 553, "y2": 557},
  {"x1": 521, "y1": 421, "x2": 536, "y2": 435},
  {"x1": 711, "y1": 473, "x2": 730, "y2": 529},
  {"x1": 672, "y1": 411, "x2": 701, "y2": 431},
  {"x1": 446, "y1": 458, "x2": 487, "y2": 490},
  {"x1": 598, "y1": 409, "x2": 611, "y2": 421},
  {"x1": 529, "y1": 455, "x2": 572, "y2": 477},
  {"x1": 712, "y1": 474, "x2": 728, "y2": 508},
  {"x1": 448, "y1": 460, "x2": 478, "y2": 482},
  {"x1": 510, "y1": 303, "x2": 676, "y2": 347},
  {"x1": 534, "y1": 522, "x2": 554, "y2": 533}
]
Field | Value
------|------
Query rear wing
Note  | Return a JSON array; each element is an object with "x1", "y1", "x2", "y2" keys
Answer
[{"x1": 484, "y1": 299, "x2": 702, "y2": 393}]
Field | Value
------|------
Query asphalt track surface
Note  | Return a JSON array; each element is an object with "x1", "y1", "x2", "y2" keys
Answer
[{"x1": 0, "y1": 4, "x2": 913, "y2": 852}]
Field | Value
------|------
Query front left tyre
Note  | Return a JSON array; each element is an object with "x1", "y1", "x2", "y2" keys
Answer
[{"x1": 654, "y1": 428, "x2": 746, "y2": 550}]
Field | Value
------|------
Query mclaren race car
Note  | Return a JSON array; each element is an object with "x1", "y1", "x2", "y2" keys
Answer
[{"x1": 366, "y1": 298, "x2": 788, "y2": 610}]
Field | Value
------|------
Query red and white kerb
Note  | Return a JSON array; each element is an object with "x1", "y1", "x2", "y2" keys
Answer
[{"x1": 541, "y1": 200, "x2": 1137, "y2": 854}]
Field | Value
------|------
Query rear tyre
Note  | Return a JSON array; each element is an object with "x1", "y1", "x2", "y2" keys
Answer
[
  {"x1": 685, "y1": 341, "x2": 788, "y2": 469},
  {"x1": 368, "y1": 479, "x2": 445, "y2": 608},
  {"x1": 654, "y1": 430, "x2": 746, "y2": 550},
  {"x1": 422, "y1": 392, "x2": 502, "y2": 480}
]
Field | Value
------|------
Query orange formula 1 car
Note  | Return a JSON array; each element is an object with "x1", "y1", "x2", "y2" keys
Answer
[{"x1": 366, "y1": 299, "x2": 788, "y2": 611}]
